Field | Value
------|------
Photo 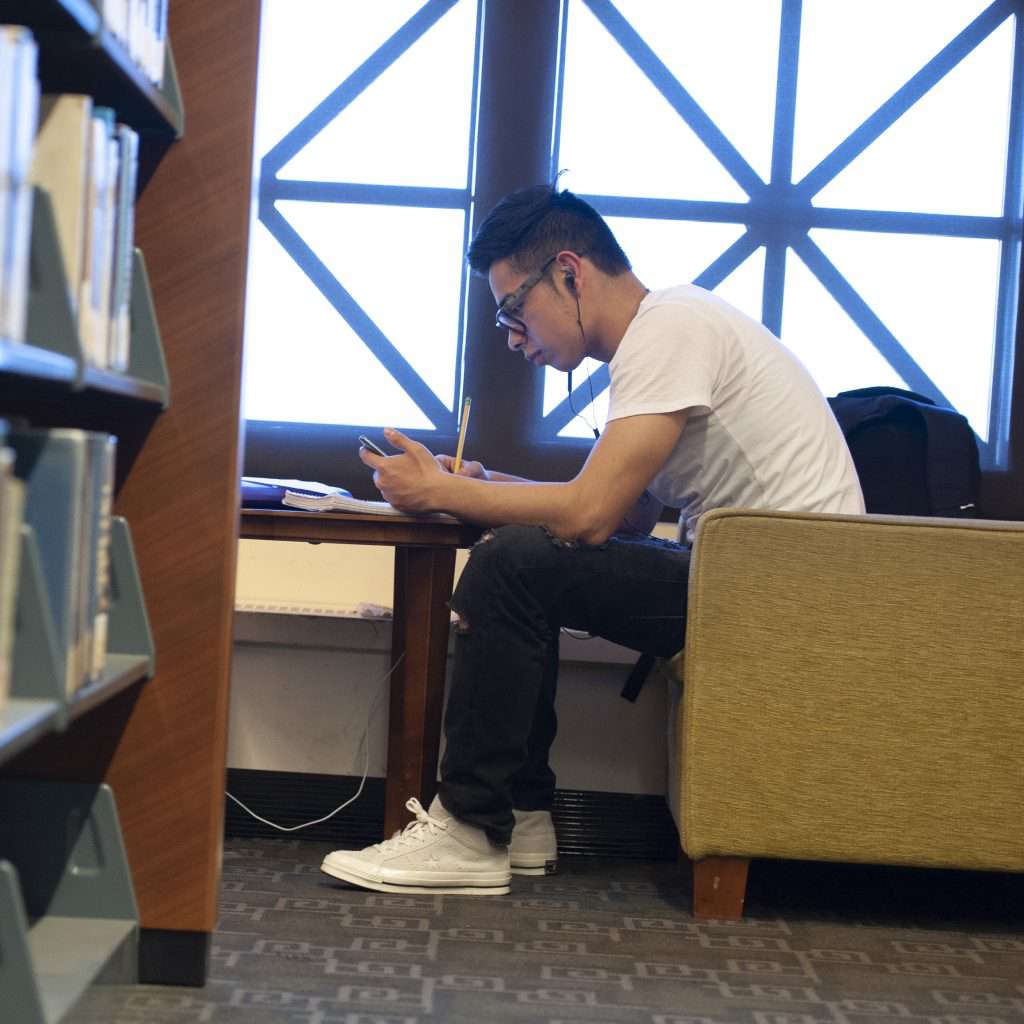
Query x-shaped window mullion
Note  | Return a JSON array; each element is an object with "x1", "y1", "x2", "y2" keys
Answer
[
  {"x1": 258, "y1": 0, "x2": 468, "y2": 431},
  {"x1": 543, "y1": 0, "x2": 1015, "y2": 450}
]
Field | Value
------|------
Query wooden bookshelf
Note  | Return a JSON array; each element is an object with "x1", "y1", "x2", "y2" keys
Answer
[{"x1": 2, "y1": 0, "x2": 258, "y2": 998}]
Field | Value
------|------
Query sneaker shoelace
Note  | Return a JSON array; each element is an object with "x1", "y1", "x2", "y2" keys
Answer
[{"x1": 375, "y1": 797, "x2": 449, "y2": 852}]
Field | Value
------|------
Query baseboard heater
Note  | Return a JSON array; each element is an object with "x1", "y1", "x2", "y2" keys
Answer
[{"x1": 224, "y1": 768, "x2": 679, "y2": 861}]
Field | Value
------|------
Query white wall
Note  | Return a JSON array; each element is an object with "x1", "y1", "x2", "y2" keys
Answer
[{"x1": 230, "y1": 525, "x2": 679, "y2": 795}]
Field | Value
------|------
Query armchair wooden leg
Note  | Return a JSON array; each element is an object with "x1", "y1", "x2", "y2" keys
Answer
[{"x1": 692, "y1": 857, "x2": 750, "y2": 920}]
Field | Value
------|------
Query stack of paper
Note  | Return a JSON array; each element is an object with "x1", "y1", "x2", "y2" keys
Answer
[{"x1": 282, "y1": 488, "x2": 458, "y2": 522}]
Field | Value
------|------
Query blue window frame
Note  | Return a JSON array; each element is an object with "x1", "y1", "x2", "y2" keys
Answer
[
  {"x1": 546, "y1": 0, "x2": 1022, "y2": 468},
  {"x1": 248, "y1": 0, "x2": 484, "y2": 436},
  {"x1": 244, "y1": 0, "x2": 1021, "y2": 486}
]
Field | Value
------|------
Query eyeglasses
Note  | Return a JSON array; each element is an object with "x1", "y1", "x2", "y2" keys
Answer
[{"x1": 494, "y1": 254, "x2": 558, "y2": 333}]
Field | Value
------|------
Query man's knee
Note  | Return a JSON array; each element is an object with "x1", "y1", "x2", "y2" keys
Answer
[{"x1": 451, "y1": 525, "x2": 555, "y2": 627}]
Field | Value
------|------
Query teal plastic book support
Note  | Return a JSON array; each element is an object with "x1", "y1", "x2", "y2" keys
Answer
[
  {"x1": 128, "y1": 249, "x2": 170, "y2": 406},
  {"x1": 0, "y1": 782, "x2": 139, "y2": 1024},
  {"x1": 161, "y1": 39, "x2": 185, "y2": 137},
  {"x1": 25, "y1": 186, "x2": 170, "y2": 406},
  {"x1": 25, "y1": 187, "x2": 80, "y2": 363},
  {"x1": 107, "y1": 515, "x2": 155, "y2": 675},
  {"x1": 0, "y1": 861, "x2": 47, "y2": 1024},
  {"x1": 10, "y1": 524, "x2": 63, "y2": 710},
  {"x1": 11, "y1": 517, "x2": 154, "y2": 731}
]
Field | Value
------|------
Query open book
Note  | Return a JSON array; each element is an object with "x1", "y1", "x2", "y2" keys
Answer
[{"x1": 281, "y1": 488, "x2": 457, "y2": 522}]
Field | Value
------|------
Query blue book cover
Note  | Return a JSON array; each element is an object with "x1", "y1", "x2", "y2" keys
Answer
[{"x1": 241, "y1": 477, "x2": 351, "y2": 509}]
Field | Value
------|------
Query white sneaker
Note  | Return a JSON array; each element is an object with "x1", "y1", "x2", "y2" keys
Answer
[
  {"x1": 510, "y1": 808, "x2": 558, "y2": 876},
  {"x1": 320, "y1": 797, "x2": 510, "y2": 896}
]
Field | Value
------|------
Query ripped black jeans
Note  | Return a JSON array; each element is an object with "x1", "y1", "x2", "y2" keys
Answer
[{"x1": 438, "y1": 524, "x2": 691, "y2": 845}]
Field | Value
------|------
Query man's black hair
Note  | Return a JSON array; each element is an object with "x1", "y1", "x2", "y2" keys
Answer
[{"x1": 466, "y1": 184, "x2": 631, "y2": 278}]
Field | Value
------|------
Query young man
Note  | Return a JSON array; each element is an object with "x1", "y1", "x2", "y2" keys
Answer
[{"x1": 321, "y1": 185, "x2": 864, "y2": 896}]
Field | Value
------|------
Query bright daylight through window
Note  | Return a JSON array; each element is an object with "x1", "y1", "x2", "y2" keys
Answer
[{"x1": 243, "y1": 0, "x2": 1022, "y2": 469}]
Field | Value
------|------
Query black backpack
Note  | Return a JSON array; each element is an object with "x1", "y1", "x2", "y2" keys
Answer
[{"x1": 827, "y1": 386, "x2": 981, "y2": 518}]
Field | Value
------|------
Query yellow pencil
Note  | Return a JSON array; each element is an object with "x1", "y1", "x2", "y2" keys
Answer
[{"x1": 453, "y1": 396, "x2": 472, "y2": 474}]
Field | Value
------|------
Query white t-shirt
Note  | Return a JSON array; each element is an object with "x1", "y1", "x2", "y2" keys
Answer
[{"x1": 607, "y1": 284, "x2": 865, "y2": 541}]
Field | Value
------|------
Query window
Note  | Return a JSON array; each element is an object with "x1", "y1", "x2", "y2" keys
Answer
[
  {"x1": 244, "y1": 0, "x2": 480, "y2": 437},
  {"x1": 243, "y1": 0, "x2": 1022, "y2": 490}
]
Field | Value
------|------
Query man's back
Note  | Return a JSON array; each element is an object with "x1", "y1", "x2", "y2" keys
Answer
[{"x1": 608, "y1": 284, "x2": 864, "y2": 540}]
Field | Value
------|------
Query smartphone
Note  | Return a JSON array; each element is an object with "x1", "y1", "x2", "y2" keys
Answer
[{"x1": 357, "y1": 434, "x2": 388, "y2": 457}]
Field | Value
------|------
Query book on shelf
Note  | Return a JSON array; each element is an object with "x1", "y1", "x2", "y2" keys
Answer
[
  {"x1": 0, "y1": 421, "x2": 25, "y2": 715},
  {"x1": 109, "y1": 123, "x2": 138, "y2": 372},
  {"x1": 31, "y1": 95, "x2": 140, "y2": 372},
  {"x1": 79, "y1": 106, "x2": 115, "y2": 368},
  {"x1": 0, "y1": 25, "x2": 39, "y2": 346},
  {"x1": 7, "y1": 427, "x2": 117, "y2": 698},
  {"x1": 99, "y1": 0, "x2": 168, "y2": 86},
  {"x1": 31, "y1": 93, "x2": 93, "y2": 319},
  {"x1": 83, "y1": 433, "x2": 116, "y2": 685}
]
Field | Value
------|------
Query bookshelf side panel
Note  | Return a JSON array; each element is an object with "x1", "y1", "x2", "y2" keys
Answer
[{"x1": 110, "y1": 0, "x2": 258, "y2": 935}]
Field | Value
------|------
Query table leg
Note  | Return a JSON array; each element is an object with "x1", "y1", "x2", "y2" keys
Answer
[{"x1": 385, "y1": 545, "x2": 457, "y2": 836}]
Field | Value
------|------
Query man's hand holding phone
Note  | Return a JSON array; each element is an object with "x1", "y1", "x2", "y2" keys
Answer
[
  {"x1": 357, "y1": 434, "x2": 388, "y2": 457},
  {"x1": 357, "y1": 428, "x2": 449, "y2": 513}
]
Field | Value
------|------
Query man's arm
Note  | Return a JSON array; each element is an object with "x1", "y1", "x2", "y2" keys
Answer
[
  {"x1": 367, "y1": 410, "x2": 688, "y2": 546},
  {"x1": 434, "y1": 453, "x2": 530, "y2": 484}
]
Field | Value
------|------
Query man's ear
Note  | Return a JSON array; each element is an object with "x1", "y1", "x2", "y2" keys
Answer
[{"x1": 557, "y1": 250, "x2": 583, "y2": 294}]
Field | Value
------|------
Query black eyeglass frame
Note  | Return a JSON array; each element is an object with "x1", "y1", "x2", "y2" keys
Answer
[{"x1": 494, "y1": 253, "x2": 559, "y2": 332}]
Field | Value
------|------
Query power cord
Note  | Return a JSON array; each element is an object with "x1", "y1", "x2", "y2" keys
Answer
[{"x1": 224, "y1": 652, "x2": 404, "y2": 832}]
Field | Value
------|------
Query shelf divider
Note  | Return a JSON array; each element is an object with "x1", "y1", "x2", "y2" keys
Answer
[
  {"x1": 107, "y1": 516, "x2": 155, "y2": 675},
  {"x1": 126, "y1": 250, "x2": 170, "y2": 406},
  {"x1": 25, "y1": 188, "x2": 82, "y2": 366},
  {"x1": 0, "y1": 782, "x2": 139, "y2": 1023},
  {"x1": 0, "y1": 860, "x2": 47, "y2": 1024},
  {"x1": 10, "y1": 525, "x2": 64, "y2": 715}
]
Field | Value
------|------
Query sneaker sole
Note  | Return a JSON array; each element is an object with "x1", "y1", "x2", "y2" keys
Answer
[
  {"x1": 510, "y1": 856, "x2": 558, "y2": 876},
  {"x1": 321, "y1": 857, "x2": 510, "y2": 896}
]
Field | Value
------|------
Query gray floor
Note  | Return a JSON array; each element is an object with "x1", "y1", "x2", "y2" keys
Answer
[{"x1": 67, "y1": 837, "x2": 1024, "y2": 1024}]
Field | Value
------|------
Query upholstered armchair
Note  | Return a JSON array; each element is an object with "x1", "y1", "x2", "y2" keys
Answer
[{"x1": 666, "y1": 507, "x2": 1024, "y2": 919}]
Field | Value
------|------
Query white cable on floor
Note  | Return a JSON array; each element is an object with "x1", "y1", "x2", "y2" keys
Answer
[{"x1": 224, "y1": 652, "x2": 403, "y2": 832}]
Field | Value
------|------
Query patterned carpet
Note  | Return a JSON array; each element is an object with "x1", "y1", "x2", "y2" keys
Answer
[{"x1": 66, "y1": 836, "x2": 1024, "y2": 1024}]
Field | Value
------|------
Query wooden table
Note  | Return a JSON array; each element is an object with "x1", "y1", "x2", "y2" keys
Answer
[{"x1": 239, "y1": 509, "x2": 482, "y2": 835}]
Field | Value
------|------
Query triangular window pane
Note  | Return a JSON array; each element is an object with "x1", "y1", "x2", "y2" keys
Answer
[
  {"x1": 814, "y1": 18, "x2": 1014, "y2": 216},
  {"x1": 793, "y1": 0, "x2": 994, "y2": 183},
  {"x1": 781, "y1": 248, "x2": 909, "y2": 399},
  {"x1": 812, "y1": 228, "x2": 999, "y2": 438},
  {"x1": 551, "y1": 360, "x2": 609, "y2": 439},
  {"x1": 605, "y1": 216, "x2": 747, "y2": 290},
  {"x1": 558, "y1": 2, "x2": 748, "y2": 201},
  {"x1": 278, "y1": 200, "x2": 465, "y2": 415},
  {"x1": 254, "y1": 1, "x2": 421, "y2": 163},
  {"x1": 712, "y1": 245, "x2": 765, "y2": 324},
  {"x1": 615, "y1": 0, "x2": 781, "y2": 183},
  {"x1": 242, "y1": 218, "x2": 431, "y2": 429},
  {"x1": 279, "y1": 0, "x2": 478, "y2": 188}
]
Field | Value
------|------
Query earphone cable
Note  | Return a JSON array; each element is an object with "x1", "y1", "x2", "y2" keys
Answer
[{"x1": 569, "y1": 293, "x2": 600, "y2": 439}]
